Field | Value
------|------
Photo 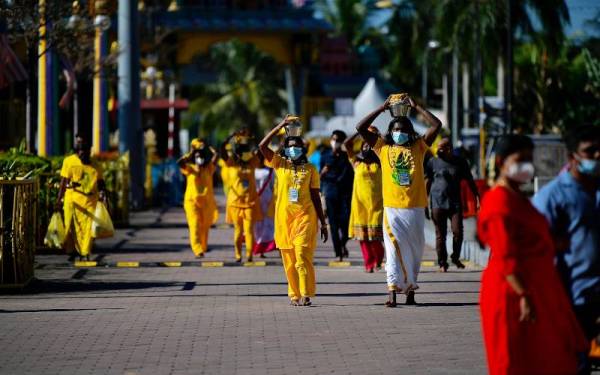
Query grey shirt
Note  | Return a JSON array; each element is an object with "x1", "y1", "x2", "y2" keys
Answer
[{"x1": 425, "y1": 156, "x2": 474, "y2": 210}]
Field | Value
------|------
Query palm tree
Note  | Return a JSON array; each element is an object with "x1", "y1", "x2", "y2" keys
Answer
[
  {"x1": 314, "y1": 0, "x2": 371, "y2": 48},
  {"x1": 185, "y1": 39, "x2": 287, "y2": 140},
  {"x1": 380, "y1": 0, "x2": 437, "y2": 94}
]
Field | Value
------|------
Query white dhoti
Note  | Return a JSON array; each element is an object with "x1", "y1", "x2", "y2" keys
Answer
[{"x1": 383, "y1": 207, "x2": 425, "y2": 293}]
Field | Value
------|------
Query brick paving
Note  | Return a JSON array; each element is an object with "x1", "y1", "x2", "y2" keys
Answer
[{"x1": 0, "y1": 194, "x2": 486, "y2": 375}]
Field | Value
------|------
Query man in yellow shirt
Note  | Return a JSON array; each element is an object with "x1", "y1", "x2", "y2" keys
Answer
[
  {"x1": 356, "y1": 95, "x2": 442, "y2": 307},
  {"x1": 55, "y1": 135, "x2": 106, "y2": 261},
  {"x1": 220, "y1": 131, "x2": 262, "y2": 262},
  {"x1": 178, "y1": 139, "x2": 219, "y2": 258},
  {"x1": 259, "y1": 116, "x2": 328, "y2": 306}
]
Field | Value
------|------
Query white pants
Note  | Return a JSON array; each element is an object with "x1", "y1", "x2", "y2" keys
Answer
[{"x1": 383, "y1": 207, "x2": 425, "y2": 293}]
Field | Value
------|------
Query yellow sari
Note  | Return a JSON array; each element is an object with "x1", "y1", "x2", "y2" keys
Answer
[{"x1": 64, "y1": 162, "x2": 102, "y2": 256}]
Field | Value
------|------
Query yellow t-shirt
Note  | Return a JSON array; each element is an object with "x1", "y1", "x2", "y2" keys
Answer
[
  {"x1": 181, "y1": 163, "x2": 216, "y2": 201},
  {"x1": 266, "y1": 154, "x2": 320, "y2": 249},
  {"x1": 373, "y1": 137, "x2": 428, "y2": 208},
  {"x1": 226, "y1": 156, "x2": 260, "y2": 209}
]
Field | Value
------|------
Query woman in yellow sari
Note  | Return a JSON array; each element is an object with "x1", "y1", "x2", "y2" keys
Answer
[
  {"x1": 259, "y1": 116, "x2": 328, "y2": 306},
  {"x1": 56, "y1": 135, "x2": 106, "y2": 261},
  {"x1": 178, "y1": 139, "x2": 219, "y2": 258},
  {"x1": 344, "y1": 129, "x2": 384, "y2": 273}
]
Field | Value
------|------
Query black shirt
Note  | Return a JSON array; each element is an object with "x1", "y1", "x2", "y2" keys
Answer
[
  {"x1": 425, "y1": 155, "x2": 474, "y2": 210},
  {"x1": 320, "y1": 149, "x2": 354, "y2": 198}
]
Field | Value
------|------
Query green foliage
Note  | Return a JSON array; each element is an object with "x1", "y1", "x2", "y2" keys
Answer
[
  {"x1": 512, "y1": 43, "x2": 600, "y2": 133},
  {"x1": 0, "y1": 140, "x2": 51, "y2": 180},
  {"x1": 185, "y1": 39, "x2": 287, "y2": 140},
  {"x1": 315, "y1": 0, "x2": 371, "y2": 48}
]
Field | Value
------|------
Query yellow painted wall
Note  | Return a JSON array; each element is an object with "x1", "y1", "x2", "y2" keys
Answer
[{"x1": 177, "y1": 32, "x2": 294, "y2": 65}]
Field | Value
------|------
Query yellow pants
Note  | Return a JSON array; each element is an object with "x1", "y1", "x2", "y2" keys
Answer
[
  {"x1": 280, "y1": 246, "x2": 316, "y2": 300},
  {"x1": 184, "y1": 200, "x2": 211, "y2": 256},
  {"x1": 230, "y1": 207, "x2": 255, "y2": 261}
]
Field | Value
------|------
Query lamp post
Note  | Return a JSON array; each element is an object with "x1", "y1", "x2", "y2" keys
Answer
[
  {"x1": 421, "y1": 39, "x2": 440, "y2": 106},
  {"x1": 91, "y1": 5, "x2": 111, "y2": 155}
]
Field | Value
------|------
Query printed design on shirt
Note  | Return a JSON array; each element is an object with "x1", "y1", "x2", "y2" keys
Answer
[{"x1": 388, "y1": 146, "x2": 415, "y2": 187}]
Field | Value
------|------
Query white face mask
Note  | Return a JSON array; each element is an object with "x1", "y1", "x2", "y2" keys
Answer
[
  {"x1": 330, "y1": 140, "x2": 341, "y2": 150},
  {"x1": 195, "y1": 156, "x2": 204, "y2": 166},
  {"x1": 506, "y1": 162, "x2": 535, "y2": 183}
]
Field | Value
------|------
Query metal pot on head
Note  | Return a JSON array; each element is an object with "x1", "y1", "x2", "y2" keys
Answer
[
  {"x1": 388, "y1": 94, "x2": 411, "y2": 117},
  {"x1": 284, "y1": 116, "x2": 303, "y2": 137}
]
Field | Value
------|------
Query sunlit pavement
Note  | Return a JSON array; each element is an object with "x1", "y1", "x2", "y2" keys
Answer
[{"x1": 0, "y1": 195, "x2": 485, "y2": 375}]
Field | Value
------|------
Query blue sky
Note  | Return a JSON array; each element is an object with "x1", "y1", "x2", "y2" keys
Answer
[{"x1": 566, "y1": 0, "x2": 600, "y2": 38}]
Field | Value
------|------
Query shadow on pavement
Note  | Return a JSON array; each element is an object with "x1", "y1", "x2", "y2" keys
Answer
[
  {"x1": 16, "y1": 278, "x2": 183, "y2": 295},
  {"x1": 0, "y1": 307, "x2": 125, "y2": 313}
]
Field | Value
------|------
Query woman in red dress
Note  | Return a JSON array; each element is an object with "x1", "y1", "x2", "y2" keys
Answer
[{"x1": 477, "y1": 135, "x2": 587, "y2": 375}]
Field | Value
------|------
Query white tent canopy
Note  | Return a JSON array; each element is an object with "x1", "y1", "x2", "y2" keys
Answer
[{"x1": 305, "y1": 77, "x2": 427, "y2": 139}]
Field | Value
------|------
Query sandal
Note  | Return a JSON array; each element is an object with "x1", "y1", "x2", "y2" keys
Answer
[
  {"x1": 290, "y1": 299, "x2": 300, "y2": 306},
  {"x1": 302, "y1": 297, "x2": 312, "y2": 306},
  {"x1": 385, "y1": 291, "x2": 397, "y2": 308},
  {"x1": 452, "y1": 259, "x2": 466, "y2": 269},
  {"x1": 438, "y1": 262, "x2": 449, "y2": 272},
  {"x1": 405, "y1": 291, "x2": 416, "y2": 305}
]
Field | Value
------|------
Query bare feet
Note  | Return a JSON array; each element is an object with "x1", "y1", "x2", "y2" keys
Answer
[
  {"x1": 438, "y1": 262, "x2": 449, "y2": 272},
  {"x1": 290, "y1": 299, "x2": 300, "y2": 306}
]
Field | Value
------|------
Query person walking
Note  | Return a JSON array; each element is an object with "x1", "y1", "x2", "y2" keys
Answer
[
  {"x1": 425, "y1": 135, "x2": 480, "y2": 271},
  {"x1": 252, "y1": 153, "x2": 276, "y2": 257},
  {"x1": 178, "y1": 138, "x2": 219, "y2": 258},
  {"x1": 320, "y1": 130, "x2": 354, "y2": 260},
  {"x1": 533, "y1": 125, "x2": 600, "y2": 373},
  {"x1": 220, "y1": 131, "x2": 262, "y2": 263},
  {"x1": 344, "y1": 130, "x2": 384, "y2": 273},
  {"x1": 259, "y1": 116, "x2": 328, "y2": 306},
  {"x1": 356, "y1": 95, "x2": 441, "y2": 306},
  {"x1": 56, "y1": 135, "x2": 107, "y2": 261},
  {"x1": 478, "y1": 135, "x2": 587, "y2": 375}
]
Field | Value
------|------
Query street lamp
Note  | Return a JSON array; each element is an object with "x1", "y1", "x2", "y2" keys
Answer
[{"x1": 422, "y1": 39, "x2": 440, "y2": 106}]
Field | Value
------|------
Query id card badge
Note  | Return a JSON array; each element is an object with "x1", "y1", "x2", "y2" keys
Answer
[
  {"x1": 398, "y1": 169, "x2": 410, "y2": 186},
  {"x1": 288, "y1": 187, "x2": 299, "y2": 203}
]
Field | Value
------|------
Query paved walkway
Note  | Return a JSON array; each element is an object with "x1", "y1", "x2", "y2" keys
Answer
[{"x1": 0, "y1": 196, "x2": 486, "y2": 375}]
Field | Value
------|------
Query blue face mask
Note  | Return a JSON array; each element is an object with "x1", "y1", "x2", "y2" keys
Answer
[
  {"x1": 392, "y1": 131, "x2": 409, "y2": 145},
  {"x1": 577, "y1": 157, "x2": 600, "y2": 176},
  {"x1": 285, "y1": 147, "x2": 303, "y2": 160}
]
